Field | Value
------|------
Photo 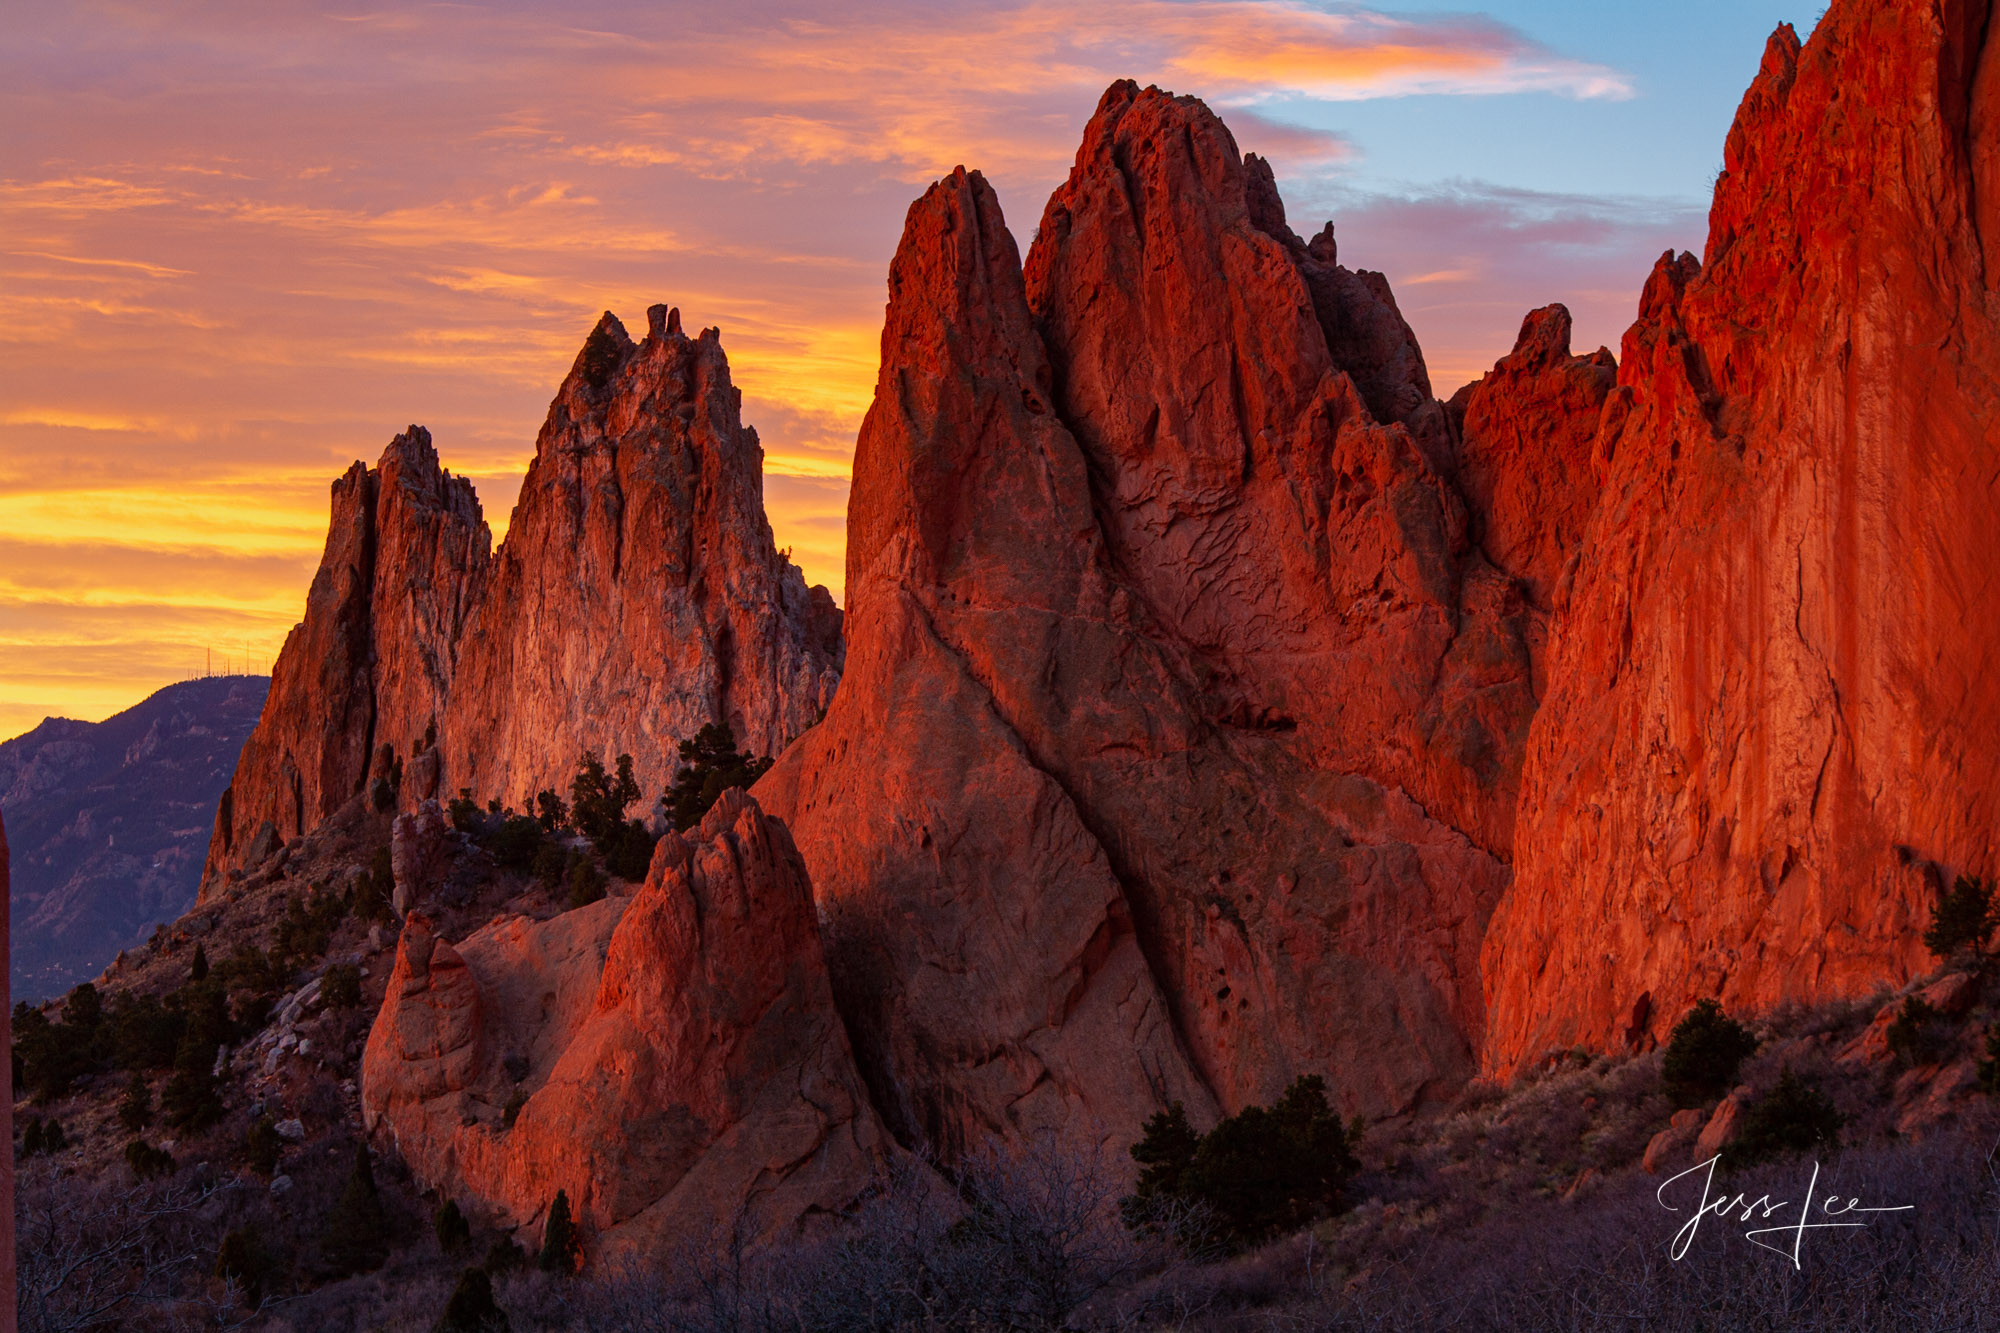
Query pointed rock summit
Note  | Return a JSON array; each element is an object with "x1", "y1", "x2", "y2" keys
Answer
[
  {"x1": 205, "y1": 311, "x2": 841, "y2": 890},
  {"x1": 761, "y1": 84, "x2": 1550, "y2": 1136}
]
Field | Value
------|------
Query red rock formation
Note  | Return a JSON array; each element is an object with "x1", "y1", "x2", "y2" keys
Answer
[
  {"x1": 761, "y1": 84, "x2": 1545, "y2": 1137},
  {"x1": 1484, "y1": 1, "x2": 2000, "y2": 1071},
  {"x1": 362, "y1": 791, "x2": 890, "y2": 1253},
  {"x1": 206, "y1": 310, "x2": 840, "y2": 890},
  {"x1": 1448, "y1": 305, "x2": 1614, "y2": 620},
  {"x1": 203, "y1": 427, "x2": 488, "y2": 890},
  {"x1": 436, "y1": 308, "x2": 841, "y2": 809}
]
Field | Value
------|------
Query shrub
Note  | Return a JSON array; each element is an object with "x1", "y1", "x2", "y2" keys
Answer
[
  {"x1": 448, "y1": 790, "x2": 487, "y2": 835},
  {"x1": 215, "y1": 1226, "x2": 278, "y2": 1307},
  {"x1": 1886, "y1": 995, "x2": 1953, "y2": 1068},
  {"x1": 567, "y1": 856, "x2": 606, "y2": 911},
  {"x1": 539, "y1": 1189, "x2": 581, "y2": 1273},
  {"x1": 1721, "y1": 1067, "x2": 1842, "y2": 1170},
  {"x1": 118, "y1": 1072, "x2": 153, "y2": 1132},
  {"x1": 436, "y1": 1265, "x2": 510, "y2": 1332},
  {"x1": 485, "y1": 814, "x2": 546, "y2": 873},
  {"x1": 531, "y1": 840, "x2": 568, "y2": 889},
  {"x1": 1662, "y1": 998, "x2": 1758, "y2": 1103},
  {"x1": 124, "y1": 1138, "x2": 175, "y2": 1179},
  {"x1": 1123, "y1": 1074, "x2": 1357, "y2": 1248},
  {"x1": 320, "y1": 1141, "x2": 390, "y2": 1276},
  {"x1": 1924, "y1": 874, "x2": 1997, "y2": 959},
  {"x1": 321, "y1": 963, "x2": 363, "y2": 1011},
  {"x1": 665, "y1": 724, "x2": 774, "y2": 831},
  {"x1": 436, "y1": 1198, "x2": 473, "y2": 1253}
]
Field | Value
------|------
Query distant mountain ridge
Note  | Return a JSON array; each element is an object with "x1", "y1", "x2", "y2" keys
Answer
[{"x1": 2, "y1": 676, "x2": 268, "y2": 999}]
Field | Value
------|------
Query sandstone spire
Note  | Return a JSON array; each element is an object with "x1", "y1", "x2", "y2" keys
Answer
[
  {"x1": 203, "y1": 427, "x2": 488, "y2": 888},
  {"x1": 204, "y1": 313, "x2": 840, "y2": 890}
]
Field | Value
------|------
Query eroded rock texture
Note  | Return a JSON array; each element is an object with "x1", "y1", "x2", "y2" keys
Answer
[
  {"x1": 759, "y1": 83, "x2": 1547, "y2": 1138},
  {"x1": 362, "y1": 792, "x2": 889, "y2": 1254},
  {"x1": 435, "y1": 310, "x2": 842, "y2": 809},
  {"x1": 1483, "y1": 2, "x2": 2000, "y2": 1070},
  {"x1": 203, "y1": 428, "x2": 486, "y2": 890},
  {"x1": 205, "y1": 312, "x2": 841, "y2": 891}
]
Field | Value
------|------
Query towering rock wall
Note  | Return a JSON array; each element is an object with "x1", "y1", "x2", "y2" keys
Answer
[
  {"x1": 759, "y1": 85, "x2": 1551, "y2": 1139},
  {"x1": 205, "y1": 309, "x2": 841, "y2": 890},
  {"x1": 1484, "y1": 1, "x2": 2000, "y2": 1070}
]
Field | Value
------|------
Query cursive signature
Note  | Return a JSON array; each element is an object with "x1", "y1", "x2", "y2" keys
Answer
[{"x1": 1656, "y1": 1156, "x2": 1913, "y2": 1268}]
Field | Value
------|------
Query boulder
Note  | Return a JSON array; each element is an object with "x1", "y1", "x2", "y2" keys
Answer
[
  {"x1": 1642, "y1": 1107, "x2": 1707, "y2": 1174},
  {"x1": 1693, "y1": 1090, "x2": 1750, "y2": 1162}
]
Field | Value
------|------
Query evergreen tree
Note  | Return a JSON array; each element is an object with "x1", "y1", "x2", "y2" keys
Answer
[
  {"x1": 215, "y1": 1227, "x2": 276, "y2": 1307},
  {"x1": 1925, "y1": 874, "x2": 1997, "y2": 959},
  {"x1": 435, "y1": 1198, "x2": 473, "y2": 1253},
  {"x1": 1124, "y1": 1102, "x2": 1199, "y2": 1224},
  {"x1": 1721, "y1": 1068, "x2": 1843, "y2": 1170},
  {"x1": 664, "y1": 724, "x2": 774, "y2": 831},
  {"x1": 1662, "y1": 999, "x2": 1759, "y2": 1104},
  {"x1": 320, "y1": 1141, "x2": 390, "y2": 1276},
  {"x1": 160, "y1": 1029, "x2": 224, "y2": 1131},
  {"x1": 245, "y1": 1115, "x2": 283, "y2": 1177},
  {"x1": 435, "y1": 1266, "x2": 510, "y2": 1332},
  {"x1": 118, "y1": 1072, "x2": 153, "y2": 1132},
  {"x1": 538, "y1": 1189, "x2": 581, "y2": 1273},
  {"x1": 190, "y1": 942, "x2": 210, "y2": 982},
  {"x1": 1122, "y1": 1075, "x2": 1357, "y2": 1248}
]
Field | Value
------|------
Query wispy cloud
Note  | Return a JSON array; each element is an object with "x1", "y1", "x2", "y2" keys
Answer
[{"x1": 0, "y1": 0, "x2": 1647, "y2": 736}]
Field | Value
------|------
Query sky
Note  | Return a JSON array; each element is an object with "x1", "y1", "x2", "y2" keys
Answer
[{"x1": 0, "y1": 0, "x2": 1809, "y2": 743}]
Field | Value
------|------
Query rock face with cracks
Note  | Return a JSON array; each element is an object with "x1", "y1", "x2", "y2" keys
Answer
[
  {"x1": 759, "y1": 82, "x2": 1548, "y2": 1141},
  {"x1": 362, "y1": 791, "x2": 891, "y2": 1254},
  {"x1": 204, "y1": 309, "x2": 841, "y2": 892},
  {"x1": 1483, "y1": 0, "x2": 2000, "y2": 1072}
]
